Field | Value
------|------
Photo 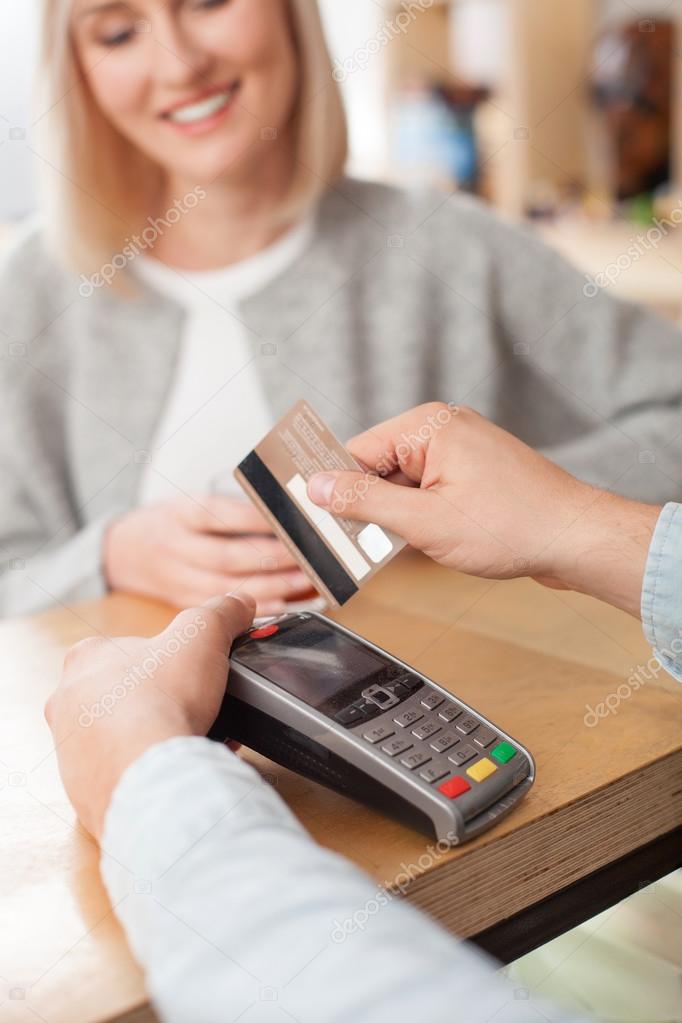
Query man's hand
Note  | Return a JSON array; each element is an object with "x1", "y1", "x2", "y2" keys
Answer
[
  {"x1": 45, "y1": 593, "x2": 256, "y2": 839},
  {"x1": 307, "y1": 404, "x2": 660, "y2": 617}
]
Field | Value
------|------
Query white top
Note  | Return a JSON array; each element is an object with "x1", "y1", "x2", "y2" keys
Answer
[
  {"x1": 101, "y1": 736, "x2": 587, "y2": 1023},
  {"x1": 135, "y1": 218, "x2": 314, "y2": 504}
]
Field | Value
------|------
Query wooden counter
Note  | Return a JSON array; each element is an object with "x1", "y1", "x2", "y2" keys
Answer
[{"x1": 1, "y1": 549, "x2": 680, "y2": 1022}]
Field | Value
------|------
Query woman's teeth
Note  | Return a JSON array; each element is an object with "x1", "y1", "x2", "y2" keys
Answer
[{"x1": 167, "y1": 87, "x2": 236, "y2": 125}]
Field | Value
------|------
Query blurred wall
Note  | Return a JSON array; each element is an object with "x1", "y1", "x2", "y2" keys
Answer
[
  {"x1": 318, "y1": 0, "x2": 387, "y2": 177},
  {"x1": 0, "y1": 0, "x2": 38, "y2": 219}
]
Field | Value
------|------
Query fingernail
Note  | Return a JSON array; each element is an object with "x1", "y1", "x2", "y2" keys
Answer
[
  {"x1": 228, "y1": 590, "x2": 256, "y2": 605},
  {"x1": 212, "y1": 591, "x2": 254, "y2": 609},
  {"x1": 308, "y1": 473, "x2": 336, "y2": 506}
]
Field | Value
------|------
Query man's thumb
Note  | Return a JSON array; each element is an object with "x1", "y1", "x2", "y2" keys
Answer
[
  {"x1": 171, "y1": 593, "x2": 256, "y2": 649},
  {"x1": 307, "y1": 471, "x2": 424, "y2": 539}
]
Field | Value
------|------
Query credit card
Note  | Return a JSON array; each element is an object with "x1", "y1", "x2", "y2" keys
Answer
[{"x1": 234, "y1": 401, "x2": 406, "y2": 607}]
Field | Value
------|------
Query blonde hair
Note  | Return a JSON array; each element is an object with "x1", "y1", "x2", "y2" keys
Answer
[{"x1": 36, "y1": 0, "x2": 348, "y2": 279}]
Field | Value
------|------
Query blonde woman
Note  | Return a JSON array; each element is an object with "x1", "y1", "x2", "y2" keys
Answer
[{"x1": 2, "y1": 0, "x2": 682, "y2": 617}]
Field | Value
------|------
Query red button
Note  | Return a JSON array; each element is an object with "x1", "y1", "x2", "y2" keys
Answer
[
  {"x1": 249, "y1": 624, "x2": 280, "y2": 639},
  {"x1": 438, "y1": 776, "x2": 471, "y2": 799}
]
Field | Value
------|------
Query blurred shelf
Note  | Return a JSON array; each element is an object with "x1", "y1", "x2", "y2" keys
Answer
[{"x1": 382, "y1": 0, "x2": 682, "y2": 219}]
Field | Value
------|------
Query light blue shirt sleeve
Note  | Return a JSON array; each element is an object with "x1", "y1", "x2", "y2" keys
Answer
[
  {"x1": 641, "y1": 502, "x2": 682, "y2": 682},
  {"x1": 100, "y1": 736, "x2": 587, "y2": 1023}
]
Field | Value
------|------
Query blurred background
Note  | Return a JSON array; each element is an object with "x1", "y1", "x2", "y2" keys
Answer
[{"x1": 2, "y1": 0, "x2": 682, "y2": 317}]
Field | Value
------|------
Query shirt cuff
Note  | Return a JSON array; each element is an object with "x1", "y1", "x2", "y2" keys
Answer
[{"x1": 641, "y1": 502, "x2": 682, "y2": 682}]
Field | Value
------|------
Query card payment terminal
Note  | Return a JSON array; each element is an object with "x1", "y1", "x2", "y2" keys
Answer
[{"x1": 209, "y1": 612, "x2": 535, "y2": 844}]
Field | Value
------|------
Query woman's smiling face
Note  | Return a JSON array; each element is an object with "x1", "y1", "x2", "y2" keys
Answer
[{"x1": 71, "y1": 0, "x2": 299, "y2": 185}]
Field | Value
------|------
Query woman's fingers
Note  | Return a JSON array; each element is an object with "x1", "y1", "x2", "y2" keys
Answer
[
  {"x1": 178, "y1": 495, "x2": 274, "y2": 535},
  {"x1": 183, "y1": 533, "x2": 299, "y2": 575},
  {"x1": 172, "y1": 565, "x2": 313, "y2": 609},
  {"x1": 228, "y1": 570, "x2": 313, "y2": 602}
]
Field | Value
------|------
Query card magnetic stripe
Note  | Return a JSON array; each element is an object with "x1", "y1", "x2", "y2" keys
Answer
[{"x1": 237, "y1": 452, "x2": 358, "y2": 604}]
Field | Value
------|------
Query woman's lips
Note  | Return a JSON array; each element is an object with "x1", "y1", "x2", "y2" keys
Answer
[{"x1": 161, "y1": 81, "x2": 241, "y2": 136}]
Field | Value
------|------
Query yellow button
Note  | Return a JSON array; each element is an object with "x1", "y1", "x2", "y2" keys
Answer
[{"x1": 467, "y1": 757, "x2": 497, "y2": 783}]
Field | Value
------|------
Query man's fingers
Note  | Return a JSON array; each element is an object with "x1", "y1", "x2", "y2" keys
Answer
[
  {"x1": 167, "y1": 593, "x2": 257, "y2": 652},
  {"x1": 203, "y1": 591, "x2": 258, "y2": 611},
  {"x1": 307, "y1": 471, "x2": 428, "y2": 539},
  {"x1": 345, "y1": 402, "x2": 459, "y2": 483},
  {"x1": 203, "y1": 592, "x2": 257, "y2": 630}
]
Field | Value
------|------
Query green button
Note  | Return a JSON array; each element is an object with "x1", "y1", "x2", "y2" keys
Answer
[{"x1": 491, "y1": 741, "x2": 516, "y2": 764}]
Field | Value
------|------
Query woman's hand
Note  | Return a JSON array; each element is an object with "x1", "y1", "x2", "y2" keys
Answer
[
  {"x1": 45, "y1": 593, "x2": 256, "y2": 839},
  {"x1": 104, "y1": 495, "x2": 314, "y2": 613},
  {"x1": 307, "y1": 403, "x2": 660, "y2": 617}
]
